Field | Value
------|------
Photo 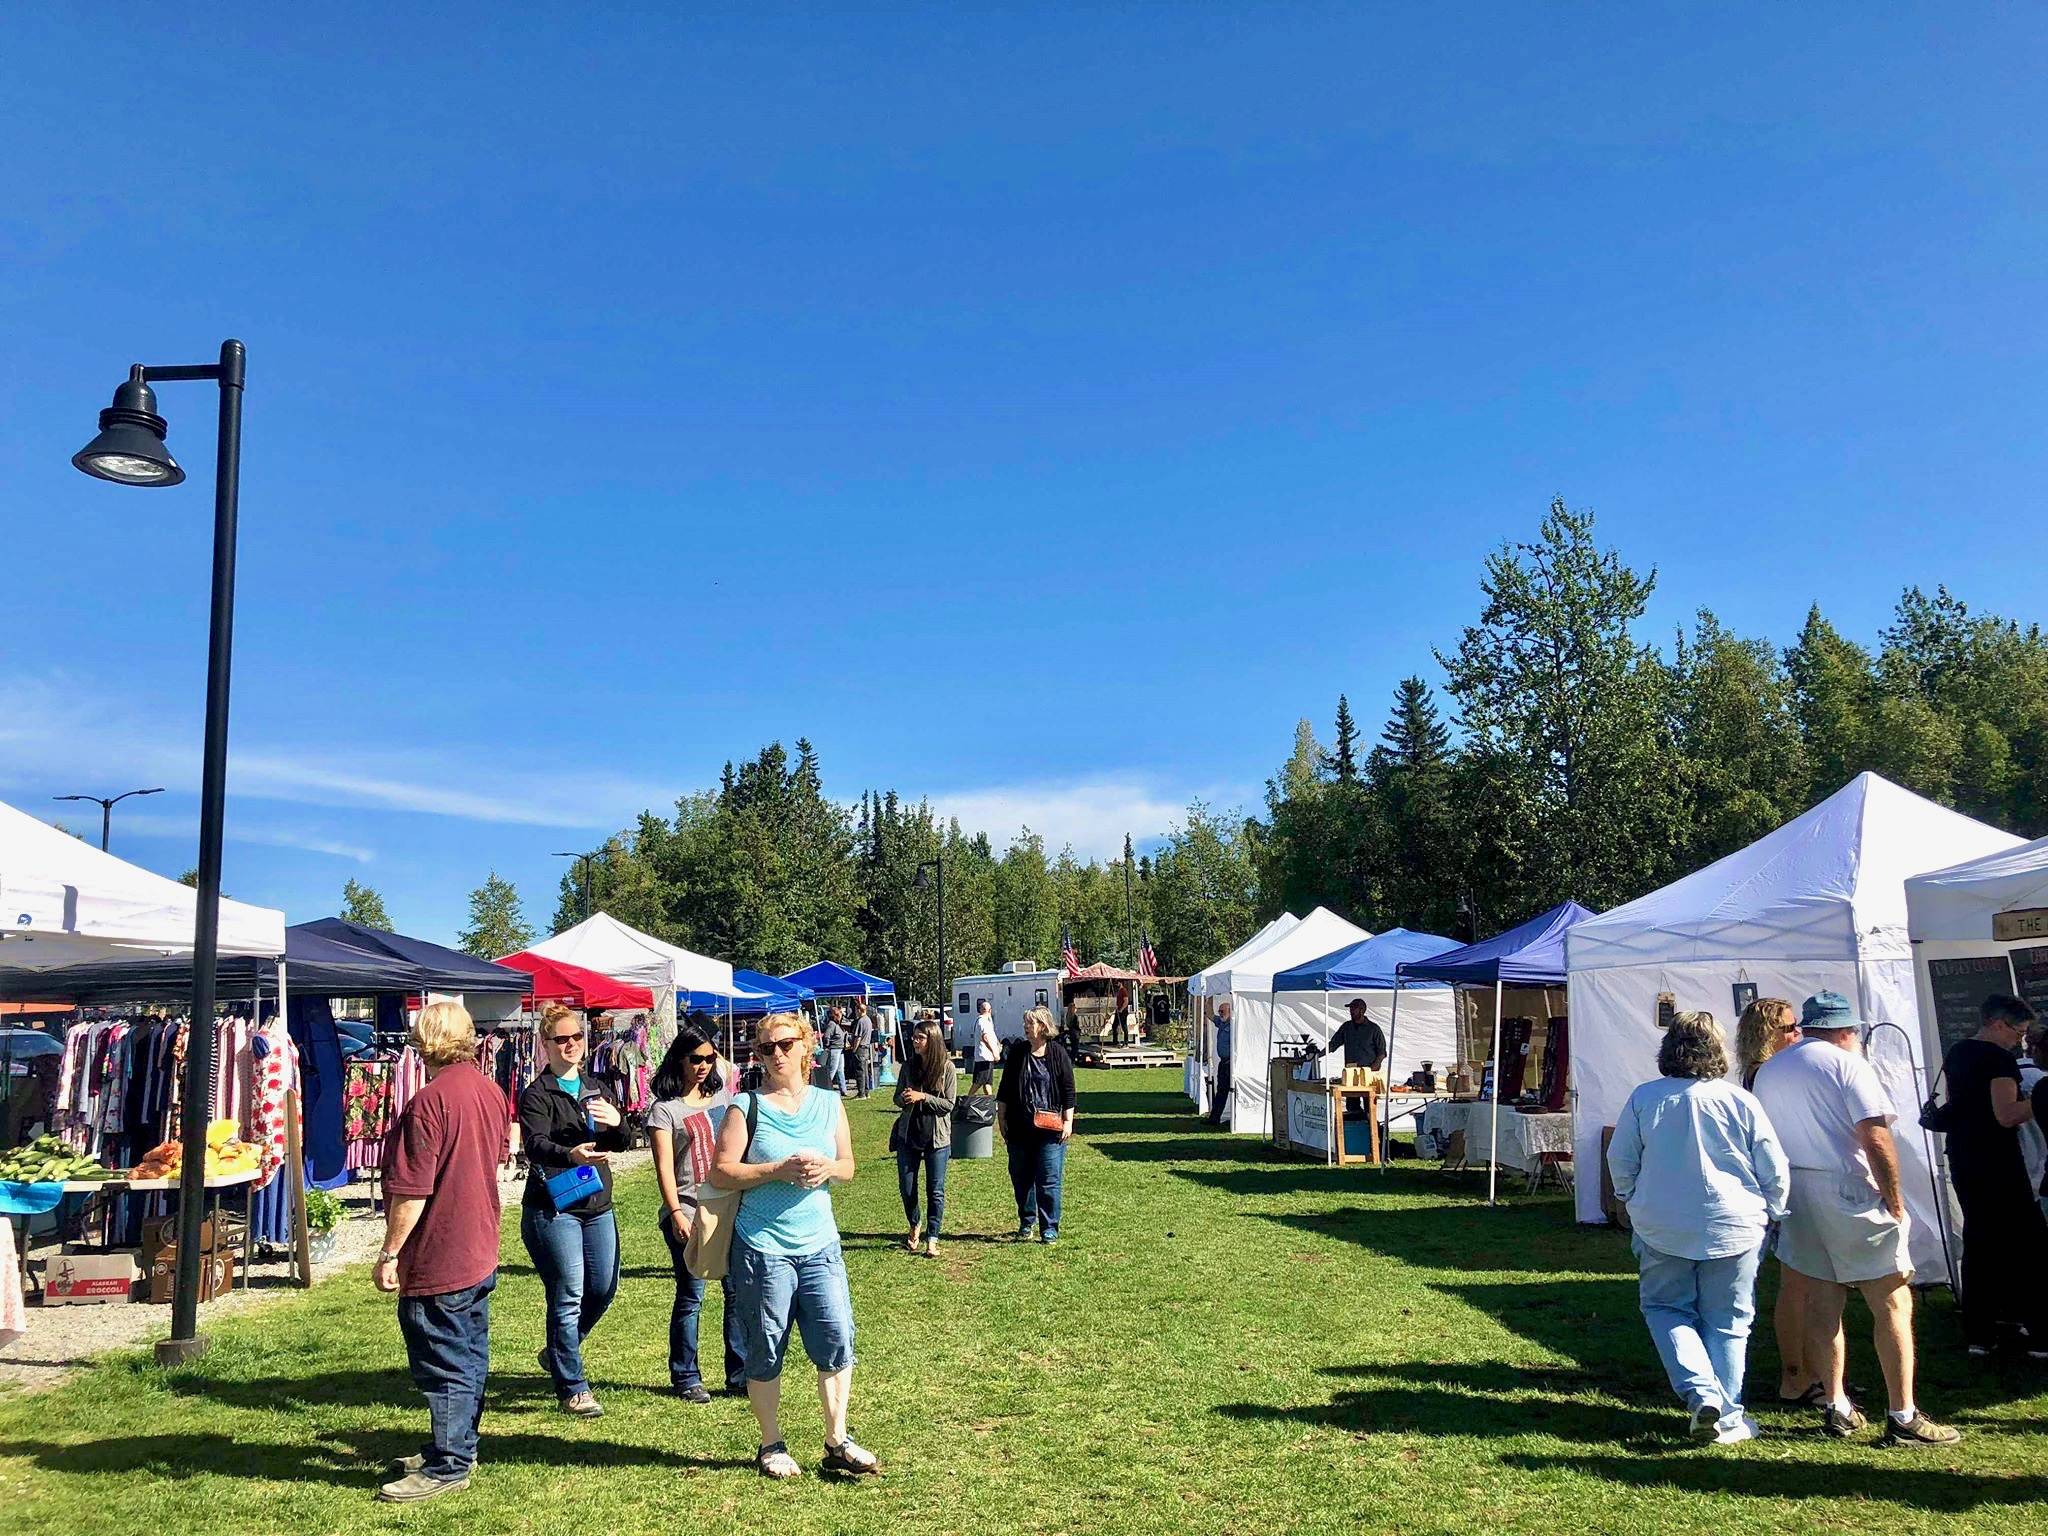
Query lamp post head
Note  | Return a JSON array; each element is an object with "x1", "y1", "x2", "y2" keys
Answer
[{"x1": 74, "y1": 366, "x2": 184, "y2": 486}]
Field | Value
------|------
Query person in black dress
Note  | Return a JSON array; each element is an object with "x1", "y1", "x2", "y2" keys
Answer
[{"x1": 1939, "y1": 993, "x2": 2048, "y2": 1357}]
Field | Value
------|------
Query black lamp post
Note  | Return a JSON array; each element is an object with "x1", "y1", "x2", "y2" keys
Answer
[
  {"x1": 915, "y1": 857, "x2": 946, "y2": 1018},
  {"x1": 53, "y1": 787, "x2": 165, "y2": 853},
  {"x1": 74, "y1": 341, "x2": 245, "y2": 1367},
  {"x1": 553, "y1": 851, "x2": 597, "y2": 921}
]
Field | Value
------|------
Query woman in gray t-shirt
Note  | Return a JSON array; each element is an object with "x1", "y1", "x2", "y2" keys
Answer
[{"x1": 646, "y1": 1026, "x2": 741, "y2": 1401}]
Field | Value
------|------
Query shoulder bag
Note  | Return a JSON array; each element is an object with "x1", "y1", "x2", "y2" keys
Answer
[{"x1": 684, "y1": 1093, "x2": 758, "y2": 1281}]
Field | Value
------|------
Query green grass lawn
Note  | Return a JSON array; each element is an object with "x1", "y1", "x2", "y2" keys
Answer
[{"x1": 2, "y1": 1069, "x2": 2043, "y2": 1533}]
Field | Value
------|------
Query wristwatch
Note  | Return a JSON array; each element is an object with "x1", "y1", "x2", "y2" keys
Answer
[{"x1": 377, "y1": 1248, "x2": 402, "y2": 1264}]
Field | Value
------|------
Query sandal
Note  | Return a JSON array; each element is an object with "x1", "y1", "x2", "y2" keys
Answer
[
  {"x1": 1777, "y1": 1383, "x2": 1826, "y2": 1407},
  {"x1": 924, "y1": 1238, "x2": 940, "y2": 1258},
  {"x1": 903, "y1": 1225, "x2": 922, "y2": 1253},
  {"x1": 757, "y1": 1441, "x2": 802, "y2": 1480},
  {"x1": 822, "y1": 1435, "x2": 881, "y2": 1478}
]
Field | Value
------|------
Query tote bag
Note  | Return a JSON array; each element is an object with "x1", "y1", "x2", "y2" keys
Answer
[{"x1": 683, "y1": 1094, "x2": 758, "y2": 1281}]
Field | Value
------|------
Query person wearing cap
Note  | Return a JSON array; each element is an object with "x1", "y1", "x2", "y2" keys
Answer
[
  {"x1": 1752, "y1": 992, "x2": 1959, "y2": 1446},
  {"x1": 1330, "y1": 999, "x2": 1388, "y2": 1074}
]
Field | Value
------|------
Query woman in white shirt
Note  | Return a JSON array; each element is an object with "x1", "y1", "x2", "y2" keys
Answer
[{"x1": 1607, "y1": 1011, "x2": 1789, "y2": 1445}]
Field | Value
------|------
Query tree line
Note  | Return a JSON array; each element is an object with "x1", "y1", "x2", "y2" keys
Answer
[{"x1": 363, "y1": 496, "x2": 2043, "y2": 983}]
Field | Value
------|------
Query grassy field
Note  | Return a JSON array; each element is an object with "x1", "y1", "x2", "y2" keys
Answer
[{"x1": 2, "y1": 1069, "x2": 2043, "y2": 1534}]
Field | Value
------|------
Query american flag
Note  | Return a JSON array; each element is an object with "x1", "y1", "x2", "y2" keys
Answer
[
  {"x1": 1060, "y1": 926, "x2": 1080, "y2": 977},
  {"x1": 1138, "y1": 932, "x2": 1159, "y2": 980}
]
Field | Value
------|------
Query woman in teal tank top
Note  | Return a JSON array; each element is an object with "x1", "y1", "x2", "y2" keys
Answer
[{"x1": 713, "y1": 1011, "x2": 880, "y2": 1481}]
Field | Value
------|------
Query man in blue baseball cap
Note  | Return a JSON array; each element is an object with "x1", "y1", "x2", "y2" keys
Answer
[{"x1": 1753, "y1": 992, "x2": 1959, "y2": 1447}]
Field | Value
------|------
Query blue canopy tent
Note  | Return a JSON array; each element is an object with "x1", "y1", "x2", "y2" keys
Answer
[
  {"x1": 1394, "y1": 901, "x2": 1598, "y2": 1204},
  {"x1": 679, "y1": 969, "x2": 817, "y2": 1057},
  {"x1": 781, "y1": 960, "x2": 895, "y2": 1000},
  {"x1": 296, "y1": 916, "x2": 530, "y2": 995},
  {"x1": 1272, "y1": 927, "x2": 1461, "y2": 1161}
]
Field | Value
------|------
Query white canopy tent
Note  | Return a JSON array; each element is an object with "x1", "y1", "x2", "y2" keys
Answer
[
  {"x1": 1210, "y1": 906, "x2": 1374, "y2": 1135},
  {"x1": 1183, "y1": 913, "x2": 1298, "y2": 1108},
  {"x1": 0, "y1": 796, "x2": 285, "y2": 972},
  {"x1": 1565, "y1": 772, "x2": 2021, "y2": 1276},
  {"x1": 525, "y1": 912, "x2": 737, "y2": 1049}
]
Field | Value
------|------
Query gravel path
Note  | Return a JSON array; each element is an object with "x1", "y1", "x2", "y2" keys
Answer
[{"x1": 0, "y1": 1152, "x2": 650, "y2": 1395}]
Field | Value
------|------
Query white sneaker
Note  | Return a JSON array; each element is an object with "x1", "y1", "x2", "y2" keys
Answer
[
  {"x1": 1713, "y1": 1413, "x2": 1759, "y2": 1445},
  {"x1": 1688, "y1": 1402, "x2": 1722, "y2": 1439}
]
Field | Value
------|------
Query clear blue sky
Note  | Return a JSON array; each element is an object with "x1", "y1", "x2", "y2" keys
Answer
[{"x1": 4, "y1": 7, "x2": 2044, "y2": 944}]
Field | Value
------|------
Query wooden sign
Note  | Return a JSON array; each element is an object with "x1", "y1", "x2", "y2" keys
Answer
[
  {"x1": 1992, "y1": 908, "x2": 2048, "y2": 943},
  {"x1": 1926, "y1": 955, "x2": 2013, "y2": 1052}
]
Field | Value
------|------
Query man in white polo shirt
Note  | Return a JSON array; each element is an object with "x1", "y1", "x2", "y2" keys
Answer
[{"x1": 1753, "y1": 992, "x2": 1959, "y2": 1447}]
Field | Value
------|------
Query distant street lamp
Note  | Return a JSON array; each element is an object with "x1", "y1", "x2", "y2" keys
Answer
[
  {"x1": 72, "y1": 341, "x2": 246, "y2": 1367},
  {"x1": 554, "y1": 851, "x2": 598, "y2": 921},
  {"x1": 915, "y1": 857, "x2": 946, "y2": 1019},
  {"x1": 53, "y1": 786, "x2": 164, "y2": 852}
]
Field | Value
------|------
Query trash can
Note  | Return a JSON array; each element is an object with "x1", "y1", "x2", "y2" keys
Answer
[{"x1": 953, "y1": 1095, "x2": 997, "y2": 1160}]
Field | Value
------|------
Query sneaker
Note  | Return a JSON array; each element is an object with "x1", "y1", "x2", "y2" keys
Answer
[
  {"x1": 561, "y1": 1391, "x2": 604, "y2": 1419},
  {"x1": 1688, "y1": 1403, "x2": 1723, "y2": 1440},
  {"x1": 388, "y1": 1453, "x2": 425, "y2": 1475},
  {"x1": 671, "y1": 1382, "x2": 712, "y2": 1404},
  {"x1": 1822, "y1": 1403, "x2": 1869, "y2": 1439},
  {"x1": 377, "y1": 1470, "x2": 469, "y2": 1503},
  {"x1": 1040, "y1": 1232, "x2": 1058, "y2": 1246},
  {"x1": 1880, "y1": 1412, "x2": 1962, "y2": 1447},
  {"x1": 1713, "y1": 1413, "x2": 1760, "y2": 1446},
  {"x1": 1014, "y1": 1227, "x2": 1033, "y2": 1242}
]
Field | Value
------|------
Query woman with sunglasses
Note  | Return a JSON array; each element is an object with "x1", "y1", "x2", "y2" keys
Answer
[
  {"x1": 712, "y1": 1011, "x2": 879, "y2": 1481},
  {"x1": 893, "y1": 1014, "x2": 958, "y2": 1257},
  {"x1": 646, "y1": 1025, "x2": 745, "y2": 1402},
  {"x1": 518, "y1": 1002, "x2": 628, "y2": 1418}
]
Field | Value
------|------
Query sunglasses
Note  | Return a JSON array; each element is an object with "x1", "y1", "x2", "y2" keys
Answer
[
  {"x1": 757, "y1": 1037, "x2": 803, "y2": 1057},
  {"x1": 547, "y1": 1032, "x2": 585, "y2": 1045},
  {"x1": 688, "y1": 1051, "x2": 717, "y2": 1065}
]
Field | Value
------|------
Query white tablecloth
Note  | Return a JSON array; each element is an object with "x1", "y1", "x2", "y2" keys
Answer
[{"x1": 1417, "y1": 1102, "x2": 1571, "y2": 1172}]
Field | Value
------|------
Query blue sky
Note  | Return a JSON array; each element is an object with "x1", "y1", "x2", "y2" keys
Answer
[{"x1": 4, "y1": 7, "x2": 2045, "y2": 945}]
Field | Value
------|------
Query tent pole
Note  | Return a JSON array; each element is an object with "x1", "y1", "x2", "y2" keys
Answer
[
  {"x1": 1382, "y1": 981, "x2": 1402, "y2": 1172},
  {"x1": 1321, "y1": 989, "x2": 1332, "y2": 1166},
  {"x1": 1488, "y1": 983, "x2": 1504, "y2": 1206}
]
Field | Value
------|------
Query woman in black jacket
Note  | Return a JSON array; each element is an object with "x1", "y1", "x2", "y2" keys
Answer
[
  {"x1": 519, "y1": 1003, "x2": 631, "y2": 1417},
  {"x1": 996, "y1": 1007, "x2": 1076, "y2": 1244}
]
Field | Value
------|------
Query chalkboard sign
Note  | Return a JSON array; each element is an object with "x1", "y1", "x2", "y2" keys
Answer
[
  {"x1": 1926, "y1": 955, "x2": 2013, "y2": 1051},
  {"x1": 2009, "y1": 945, "x2": 2048, "y2": 1016}
]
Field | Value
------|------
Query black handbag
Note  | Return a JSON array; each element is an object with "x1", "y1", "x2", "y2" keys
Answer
[{"x1": 1918, "y1": 1061, "x2": 1955, "y2": 1134}]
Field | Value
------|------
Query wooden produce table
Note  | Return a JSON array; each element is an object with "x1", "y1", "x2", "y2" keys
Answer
[{"x1": 8, "y1": 1167, "x2": 261, "y2": 1299}]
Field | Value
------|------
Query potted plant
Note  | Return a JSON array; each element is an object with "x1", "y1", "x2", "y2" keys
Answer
[{"x1": 304, "y1": 1187, "x2": 345, "y2": 1263}]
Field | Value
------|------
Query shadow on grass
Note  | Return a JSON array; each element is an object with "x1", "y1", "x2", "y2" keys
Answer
[
  {"x1": 1217, "y1": 1359, "x2": 1652, "y2": 1446},
  {"x1": 3, "y1": 1430, "x2": 753, "y2": 1487},
  {"x1": 1077, "y1": 1115, "x2": 1215, "y2": 1136},
  {"x1": 1070, "y1": 1088, "x2": 1190, "y2": 1116},
  {"x1": 1092, "y1": 1138, "x2": 1276, "y2": 1164},
  {"x1": 1498, "y1": 1450, "x2": 2048, "y2": 1511}
]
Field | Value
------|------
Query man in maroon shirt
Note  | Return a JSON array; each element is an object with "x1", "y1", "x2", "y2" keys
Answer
[{"x1": 371, "y1": 1001, "x2": 510, "y2": 1503}]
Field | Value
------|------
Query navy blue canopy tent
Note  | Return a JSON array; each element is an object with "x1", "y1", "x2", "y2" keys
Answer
[
  {"x1": 1392, "y1": 901, "x2": 1597, "y2": 1205},
  {"x1": 782, "y1": 960, "x2": 895, "y2": 999},
  {"x1": 297, "y1": 916, "x2": 529, "y2": 994},
  {"x1": 1, "y1": 924, "x2": 427, "y2": 1004}
]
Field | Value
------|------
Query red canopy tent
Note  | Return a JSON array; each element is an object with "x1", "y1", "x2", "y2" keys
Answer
[{"x1": 496, "y1": 951, "x2": 654, "y2": 1011}]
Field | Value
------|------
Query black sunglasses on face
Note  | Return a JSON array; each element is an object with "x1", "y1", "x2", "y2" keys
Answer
[
  {"x1": 548, "y1": 1032, "x2": 585, "y2": 1045},
  {"x1": 688, "y1": 1051, "x2": 717, "y2": 1065},
  {"x1": 758, "y1": 1038, "x2": 802, "y2": 1057}
]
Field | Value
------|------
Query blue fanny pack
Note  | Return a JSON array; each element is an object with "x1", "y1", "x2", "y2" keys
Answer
[{"x1": 545, "y1": 1163, "x2": 602, "y2": 1211}]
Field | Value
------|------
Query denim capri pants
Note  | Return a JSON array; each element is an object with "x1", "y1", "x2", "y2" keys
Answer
[{"x1": 729, "y1": 1239, "x2": 856, "y2": 1380}]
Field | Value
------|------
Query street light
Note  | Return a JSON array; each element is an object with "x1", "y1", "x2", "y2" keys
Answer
[
  {"x1": 915, "y1": 857, "x2": 946, "y2": 1022},
  {"x1": 553, "y1": 852, "x2": 598, "y2": 921},
  {"x1": 53, "y1": 787, "x2": 165, "y2": 852},
  {"x1": 73, "y1": 341, "x2": 245, "y2": 1367}
]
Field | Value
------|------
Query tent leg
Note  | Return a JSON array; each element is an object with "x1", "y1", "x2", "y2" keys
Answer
[
  {"x1": 1382, "y1": 983, "x2": 1402, "y2": 1171},
  {"x1": 1488, "y1": 984, "x2": 1504, "y2": 1207}
]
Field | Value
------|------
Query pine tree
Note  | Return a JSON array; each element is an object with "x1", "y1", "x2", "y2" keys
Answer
[
  {"x1": 1330, "y1": 695, "x2": 1360, "y2": 784},
  {"x1": 340, "y1": 878, "x2": 392, "y2": 930},
  {"x1": 459, "y1": 872, "x2": 534, "y2": 958}
]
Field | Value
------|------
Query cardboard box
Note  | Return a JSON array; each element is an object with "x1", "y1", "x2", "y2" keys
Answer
[
  {"x1": 40, "y1": 1250, "x2": 142, "y2": 1305},
  {"x1": 148, "y1": 1245, "x2": 237, "y2": 1306},
  {"x1": 140, "y1": 1213, "x2": 244, "y2": 1274}
]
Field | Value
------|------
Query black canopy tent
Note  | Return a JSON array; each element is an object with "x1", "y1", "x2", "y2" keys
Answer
[{"x1": 295, "y1": 917, "x2": 529, "y2": 995}]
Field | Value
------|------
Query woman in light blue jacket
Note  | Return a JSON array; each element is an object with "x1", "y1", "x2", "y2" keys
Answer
[{"x1": 1607, "y1": 1011, "x2": 1789, "y2": 1445}]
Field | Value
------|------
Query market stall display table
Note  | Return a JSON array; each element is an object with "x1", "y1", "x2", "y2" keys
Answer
[
  {"x1": 1275, "y1": 1081, "x2": 1380, "y2": 1164},
  {"x1": 5, "y1": 1168, "x2": 260, "y2": 1299},
  {"x1": 1418, "y1": 1102, "x2": 1571, "y2": 1185}
]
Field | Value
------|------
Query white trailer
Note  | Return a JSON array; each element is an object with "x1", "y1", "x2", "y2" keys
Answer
[{"x1": 950, "y1": 962, "x2": 1064, "y2": 1050}]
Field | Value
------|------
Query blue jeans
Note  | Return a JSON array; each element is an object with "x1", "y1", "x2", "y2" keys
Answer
[
  {"x1": 1633, "y1": 1235, "x2": 1762, "y2": 1421},
  {"x1": 1007, "y1": 1134, "x2": 1066, "y2": 1239},
  {"x1": 897, "y1": 1144, "x2": 951, "y2": 1238},
  {"x1": 659, "y1": 1210, "x2": 745, "y2": 1391},
  {"x1": 730, "y1": 1239, "x2": 856, "y2": 1381},
  {"x1": 396, "y1": 1274, "x2": 495, "y2": 1481},
  {"x1": 824, "y1": 1048, "x2": 847, "y2": 1092},
  {"x1": 520, "y1": 1206, "x2": 620, "y2": 1399}
]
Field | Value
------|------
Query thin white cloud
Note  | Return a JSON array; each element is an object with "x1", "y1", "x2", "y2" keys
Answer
[
  {"x1": 925, "y1": 775, "x2": 1253, "y2": 862},
  {"x1": 114, "y1": 811, "x2": 377, "y2": 865},
  {"x1": 0, "y1": 678, "x2": 667, "y2": 830}
]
